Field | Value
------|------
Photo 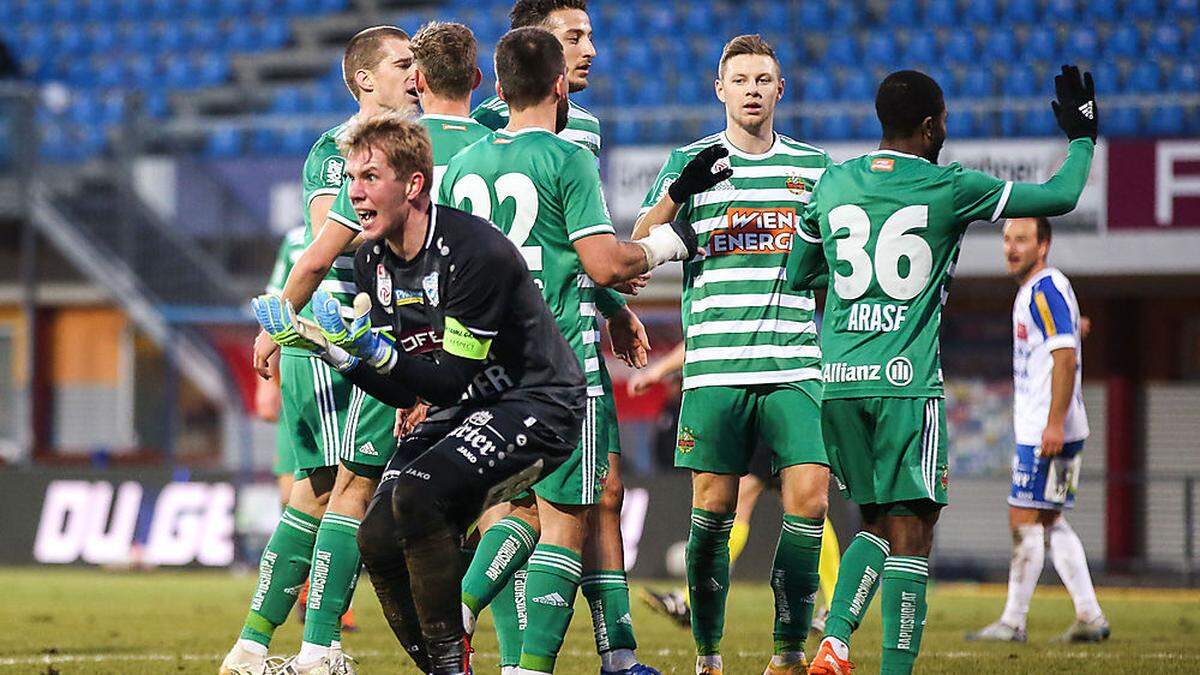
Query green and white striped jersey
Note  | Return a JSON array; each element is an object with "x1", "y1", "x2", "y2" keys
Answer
[
  {"x1": 438, "y1": 128, "x2": 614, "y2": 397},
  {"x1": 266, "y1": 226, "x2": 307, "y2": 295},
  {"x1": 285, "y1": 122, "x2": 356, "y2": 355},
  {"x1": 640, "y1": 131, "x2": 831, "y2": 390},
  {"x1": 326, "y1": 114, "x2": 491, "y2": 233},
  {"x1": 471, "y1": 96, "x2": 602, "y2": 158}
]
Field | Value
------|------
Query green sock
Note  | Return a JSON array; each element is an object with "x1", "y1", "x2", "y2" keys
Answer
[
  {"x1": 491, "y1": 565, "x2": 527, "y2": 668},
  {"x1": 462, "y1": 517, "x2": 539, "y2": 619},
  {"x1": 880, "y1": 556, "x2": 929, "y2": 675},
  {"x1": 772, "y1": 515, "x2": 824, "y2": 654},
  {"x1": 582, "y1": 569, "x2": 638, "y2": 654},
  {"x1": 518, "y1": 544, "x2": 582, "y2": 673},
  {"x1": 687, "y1": 508, "x2": 734, "y2": 656},
  {"x1": 302, "y1": 512, "x2": 361, "y2": 647},
  {"x1": 239, "y1": 507, "x2": 320, "y2": 647},
  {"x1": 824, "y1": 531, "x2": 889, "y2": 647}
]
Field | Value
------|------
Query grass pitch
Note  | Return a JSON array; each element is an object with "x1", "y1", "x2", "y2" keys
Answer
[{"x1": 1, "y1": 568, "x2": 1198, "y2": 674}]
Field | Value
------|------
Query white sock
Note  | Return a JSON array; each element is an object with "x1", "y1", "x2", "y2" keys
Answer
[
  {"x1": 297, "y1": 641, "x2": 329, "y2": 665},
  {"x1": 501, "y1": 667, "x2": 520, "y2": 675},
  {"x1": 600, "y1": 648, "x2": 637, "y2": 672},
  {"x1": 1046, "y1": 518, "x2": 1103, "y2": 622},
  {"x1": 234, "y1": 639, "x2": 268, "y2": 657},
  {"x1": 696, "y1": 654, "x2": 722, "y2": 673},
  {"x1": 999, "y1": 523, "x2": 1045, "y2": 629},
  {"x1": 771, "y1": 650, "x2": 806, "y2": 666},
  {"x1": 517, "y1": 669, "x2": 552, "y2": 675},
  {"x1": 330, "y1": 640, "x2": 341, "y2": 652},
  {"x1": 462, "y1": 602, "x2": 477, "y2": 636},
  {"x1": 822, "y1": 637, "x2": 849, "y2": 661}
]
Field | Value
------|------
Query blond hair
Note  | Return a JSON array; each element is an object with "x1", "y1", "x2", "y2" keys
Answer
[
  {"x1": 342, "y1": 25, "x2": 410, "y2": 100},
  {"x1": 411, "y1": 21, "x2": 478, "y2": 99},
  {"x1": 338, "y1": 113, "x2": 434, "y2": 195},
  {"x1": 718, "y1": 34, "x2": 781, "y2": 79}
]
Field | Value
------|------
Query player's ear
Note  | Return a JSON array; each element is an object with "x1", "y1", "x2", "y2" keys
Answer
[
  {"x1": 356, "y1": 68, "x2": 374, "y2": 96},
  {"x1": 471, "y1": 66, "x2": 482, "y2": 91},
  {"x1": 776, "y1": 75, "x2": 785, "y2": 101},
  {"x1": 414, "y1": 68, "x2": 427, "y2": 94},
  {"x1": 496, "y1": 81, "x2": 505, "y2": 102},
  {"x1": 714, "y1": 77, "x2": 725, "y2": 103},
  {"x1": 405, "y1": 170, "x2": 426, "y2": 201},
  {"x1": 554, "y1": 73, "x2": 568, "y2": 99}
]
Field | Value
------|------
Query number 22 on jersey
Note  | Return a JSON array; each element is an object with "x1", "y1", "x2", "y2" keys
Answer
[{"x1": 451, "y1": 172, "x2": 543, "y2": 277}]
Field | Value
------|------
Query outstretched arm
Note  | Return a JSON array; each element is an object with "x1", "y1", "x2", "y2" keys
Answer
[{"x1": 1001, "y1": 138, "x2": 1094, "y2": 218}]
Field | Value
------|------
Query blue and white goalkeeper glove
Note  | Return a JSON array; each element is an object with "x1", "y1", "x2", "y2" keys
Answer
[
  {"x1": 311, "y1": 290, "x2": 398, "y2": 373},
  {"x1": 251, "y1": 294, "x2": 359, "y2": 372}
]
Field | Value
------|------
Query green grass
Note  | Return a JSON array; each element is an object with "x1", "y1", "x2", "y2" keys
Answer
[{"x1": 1, "y1": 568, "x2": 1199, "y2": 674}]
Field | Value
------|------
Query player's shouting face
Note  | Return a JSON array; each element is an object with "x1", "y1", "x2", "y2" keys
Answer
[
  {"x1": 716, "y1": 53, "x2": 784, "y2": 132},
  {"x1": 345, "y1": 144, "x2": 424, "y2": 241},
  {"x1": 544, "y1": 8, "x2": 595, "y2": 92}
]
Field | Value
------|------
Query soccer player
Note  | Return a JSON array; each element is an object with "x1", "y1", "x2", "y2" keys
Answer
[
  {"x1": 789, "y1": 66, "x2": 1098, "y2": 675},
  {"x1": 441, "y1": 27, "x2": 694, "y2": 675},
  {"x1": 223, "y1": 26, "x2": 417, "y2": 675},
  {"x1": 966, "y1": 216, "x2": 1108, "y2": 643},
  {"x1": 632, "y1": 345, "x2": 842, "y2": 635},
  {"x1": 258, "y1": 113, "x2": 592, "y2": 675},
  {"x1": 466, "y1": 2, "x2": 658, "y2": 673},
  {"x1": 633, "y1": 34, "x2": 832, "y2": 675}
]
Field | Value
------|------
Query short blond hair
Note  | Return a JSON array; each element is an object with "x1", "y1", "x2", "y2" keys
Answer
[
  {"x1": 342, "y1": 25, "x2": 410, "y2": 100},
  {"x1": 411, "y1": 21, "x2": 478, "y2": 99},
  {"x1": 718, "y1": 34, "x2": 781, "y2": 79},
  {"x1": 338, "y1": 113, "x2": 434, "y2": 195}
]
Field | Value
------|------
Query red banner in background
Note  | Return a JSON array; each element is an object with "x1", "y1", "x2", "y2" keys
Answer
[{"x1": 1108, "y1": 139, "x2": 1200, "y2": 230}]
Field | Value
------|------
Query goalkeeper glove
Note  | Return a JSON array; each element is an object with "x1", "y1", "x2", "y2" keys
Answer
[
  {"x1": 1051, "y1": 64, "x2": 1097, "y2": 142},
  {"x1": 311, "y1": 290, "x2": 398, "y2": 372},
  {"x1": 251, "y1": 294, "x2": 359, "y2": 372},
  {"x1": 667, "y1": 144, "x2": 734, "y2": 204}
]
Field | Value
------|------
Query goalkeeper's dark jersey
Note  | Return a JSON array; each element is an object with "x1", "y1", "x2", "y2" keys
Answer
[{"x1": 352, "y1": 203, "x2": 586, "y2": 435}]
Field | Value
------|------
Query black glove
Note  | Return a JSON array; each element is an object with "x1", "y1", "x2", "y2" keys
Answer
[
  {"x1": 1051, "y1": 64, "x2": 1097, "y2": 142},
  {"x1": 668, "y1": 144, "x2": 734, "y2": 204},
  {"x1": 668, "y1": 217, "x2": 701, "y2": 260}
]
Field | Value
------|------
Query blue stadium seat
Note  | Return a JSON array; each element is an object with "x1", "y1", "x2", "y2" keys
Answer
[
  {"x1": 97, "y1": 91, "x2": 127, "y2": 126},
  {"x1": 1169, "y1": 62, "x2": 1199, "y2": 92},
  {"x1": 923, "y1": 66, "x2": 954, "y2": 97},
  {"x1": 225, "y1": 21, "x2": 257, "y2": 52},
  {"x1": 982, "y1": 30, "x2": 1017, "y2": 64},
  {"x1": 185, "y1": 0, "x2": 221, "y2": 19},
  {"x1": 796, "y1": 1, "x2": 827, "y2": 29},
  {"x1": 118, "y1": 0, "x2": 147, "y2": 21},
  {"x1": 1086, "y1": 61, "x2": 1121, "y2": 95},
  {"x1": 1083, "y1": 0, "x2": 1120, "y2": 20},
  {"x1": 839, "y1": 70, "x2": 874, "y2": 101},
  {"x1": 142, "y1": 90, "x2": 170, "y2": 118},
  {"x1": 1003, "y1": 67, "x2": 1038, "y2": 96},
  {"x1": 20, "y1": 1, "x2": 53, "y2": 24},
  {"x1": 863, "y1": 31, "x2": 898, "y2": 69},
  {"x1": 682, "y1": 3, "x2": 715, "y2": 34},
  {"x1": 942, "y1": 31, "x2": 976, "y2": 64},
  {"x1": 163, "y1": 54, "x2": 199, "y2": 89},
  {"x1": 853, "y1": 113, "x2": 879, "y2": 139},
  {"x1": 90, "y1": 24, "x2": 118, "y2": 54},
  {"x1": 271, "y1": 87, "x2": 308, "y2": 114},
  {"x1": 886, "y1": 0, "x2": 920, "y2": 26},
  {"x1": 1003, "y1": 0, "x2": 1039, "y2": 24},
  {"x1": 817, "y1": 114, "x2": 852, "y2": 141},
  {"x1": 205, "y1": 126, "x2": 243, "y2": 158},
  {"x1": 189, "y1": 21, "x2": 222, "y2": 52},
  {"x1": 750, "y1": 0, "x2": 791, "y2": 32},
  {"x1": 123, "y1": 56, "x2": 157, "y2": 87},
  {"x1": 260, "y1": 18, "x2": 290, "y2": 49},
  {"x1": 1103, "y1": 106, "x2": 1141, "y2": 136},
  {"x1": 802, "y1": 70, "x2": 835, "y2": 102},
  {"x1": 827, "y1": 1, "x2": 860, "y2": 29},
  {"x1": 1147, "y1": 24, "x2": 1183, "y2": 58},
  {"x1": 57, "y1": 27, "x2": 88, "y2": 57},
  {"x1": 1021, "y1": 26, "x2": 1059, "y2": 63},
  {"x1": 95, "y1": 58, "x2": 124, "y2": 88},
  {"x1": 924, "y1": 0, "x2": 958, "y2": 24},
  {"x1": 1021, "y1": 109, "x2": 1058, "y2": 136},
  {"x1": 902, "y1": 32, "x2": 937, "y2": 66},
  {"x1": 959, "y1": 69, "x2": 993, "y2": 97},
  {"x1": 87, "y1": 0, "x2": 119, "y2": 22},
  {"x1": 1166, "y1": 0, "x2": 1199, "y2": 18},
  {"x1": 997, "y1": 109, "x2": 1019, "y2": 136},
  {"x1": 947, "y1": 109, "x2": 976, "y2": 138},
  {"x1": 53, "y1": 0, "x2": 86, "y2": 23},
  {"x1": 1105, "y1": 24, "x2": 1141, "y2": 59},
  {"x1": 1124, "y1": 61, "x2": 1163, "y2": 93},
  {"x1": 1147, "y1": 104, "x2": 1186, "y2": 135},
  {"x1": 1121, "y1": 0, "x2": 1159, "y2": 20},
  {"x1": 1063, "y1": 26, "x2": 1098, "y2": 62},
  {"x1": 963, "y1": 0, "x2": 996, "y2": 24},
  {"x1": 157, "y1": 22, "x2": 190, "y2": 53},
  {"x1": 217, "y1": 0, "x2": 247, "y2": 18},
  {"x1": 148, "y1": 0, "x2": 177, "y2": 20},
  {"x1": 610, "y1": 118, "x2": 637, "y2": 146},
  {"x1": 824, "y1": 37, "x2": 859, "y2": 66},
  {"x1": 1043, "y1": 0, "x2": 1079, "y2": 22}
]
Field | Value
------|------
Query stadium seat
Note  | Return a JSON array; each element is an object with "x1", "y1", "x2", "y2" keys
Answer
[
  {"x1": 94, "y1": 57, "x2": 124, "y2": 88},
  {"x1": 188, "y1": 21, "x2": 222, "y2": 52},
  {"x1": 157, "y1": 22, "x2": 190, "y2": 53},
  {"x1": 142, "y1": 89, "x2": 171, "y2": 118},
  {"x1": 963, "y1": 0, "x2": 996, "y2": 25},
  {"x1": 823, "y1": 37, "x2": 859, "y2": 66},
  {"x1": 260, "y1": 18, "x2": 290, "y2": 49},
  {"x1": 225, "y1": 21, "x2": 258, "y2": 52},
  {"x1": 1146, "y1": 104, "x2": 1186, "y2": 135},
  {"x1": 839, "y1": 70, "x2": 874, "y2": 101},
  {"x1": 863, "y1": 31, "x2": 898, "y2": 70},
  {"x1": 1105, "y1": 24, "x2": 1141, "y2": 59},
  {"x1": 827, "y1": 1, "x2": 860, "y2": 30},
  {"x1": 802, "y1": 70, "x2": 835, "y2": 102},
  {"x1": 1121, "y1": 0, "x2": 1160, "y2": 20},
  {"x1": 902, "y1": 32, "x2": 937, "y2": 66},
  {"x1": 1165, "y1": 0, "x2": 1199, "y2": 18},
  {"x1": 959, "y1": 69, "x2": 993, "y2": 98},
  {"x1": 1083, "y1": 0, "x2": 1120, "y2": 20},
  {"x1": 942, "y1": 31, "x2": 976, "y2": 64},
  {"x1": 1021, "y1": 26, "x2": 1059, "y2": 63},
  {"x1": 1043, "y1": 0, "x2": 1079, "y2": 22},
  {"x1": 817, "y1": 114, "x2": 852, "y2": 141},
  {"x1": 1125, "y1": 61, "x2": 1163, "y2": 93},
  {"x1": 1087, "y1": 61, "x2": 1121, "y2": 95},
  {"x1": 1147, "y1": 24, "x2": 1183, "y2": 58},
  {"x1": 1063, "y1": 26, "x2": 1098, "y2": 62},
  {"x1": 271, "y1": 87, "x2": 308, "y2": 115},
  {"x1": 1169, "y1": 62, "x2": 1199, "y2": 92},
  {"x1": 852, "y1": 113, "x2": 879, "y2": 139},
  {"x1": 205, "y1": 126, "x2": 244, "y2": 158},
  {"x1": 886, "y1": 0, "x2": 920, "y2": 26},
  {"x1": 982, "y1": 30, "x2": 1017, "y2": 65},
  {"x1": 1003, "y1": 0, "x2": 1039, "y2": 24},
  {"x1": 923, "y1": 0, "x2": 958, "y2": 24},
  {"x1": 796, "y1": 1, "x2": 827, "y2": 29},
  {"x1": 1002, "y1": 67, "x2": 1038, "y2": 96},
  {"x1": 947, "y1": 109, "x2": 976, "y2": 138},
  {"x1": 682, "y1": 3, "x2": 715, "y2": 34},
  {"x1": 924, "y1": 66, "x2": 954, "y2": 97},
  {"x1": 1020, "y1": 108, "x2": 1057, "y2": 136},
  {"x1": 1104, "y1": 105, "x2": 1141, "y2": 136}
]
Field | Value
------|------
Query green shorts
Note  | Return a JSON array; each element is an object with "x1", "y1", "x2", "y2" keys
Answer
[
  {"x1": 821, "y1": 397, "x2": 948, "y2": 509},
  {"x1": 273, "y1": 421, "x2": 296, "y2": 477},
  {"x1": 675, "y1": 380, "x2": 827, "y2": 475},
  {"x1": 279, "y1": 353, "x2": 396, "y2": 479},
  {"x1": 532, "y1": 395, "x2": 617, "y2": 505}
]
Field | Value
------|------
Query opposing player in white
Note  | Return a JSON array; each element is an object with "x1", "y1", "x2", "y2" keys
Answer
[{"x1": 968, "y1": 216, "x2": 1109, "y2": 643}]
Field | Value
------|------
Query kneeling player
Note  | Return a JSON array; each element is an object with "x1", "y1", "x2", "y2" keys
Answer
[{"x1": 257, "y1": 115, "x2": 588, "y2": 675}]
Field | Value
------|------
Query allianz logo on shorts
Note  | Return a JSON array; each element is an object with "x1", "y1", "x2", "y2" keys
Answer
[{"x1": 822, "y1": 357, "x2": 914, "y2": 386}]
